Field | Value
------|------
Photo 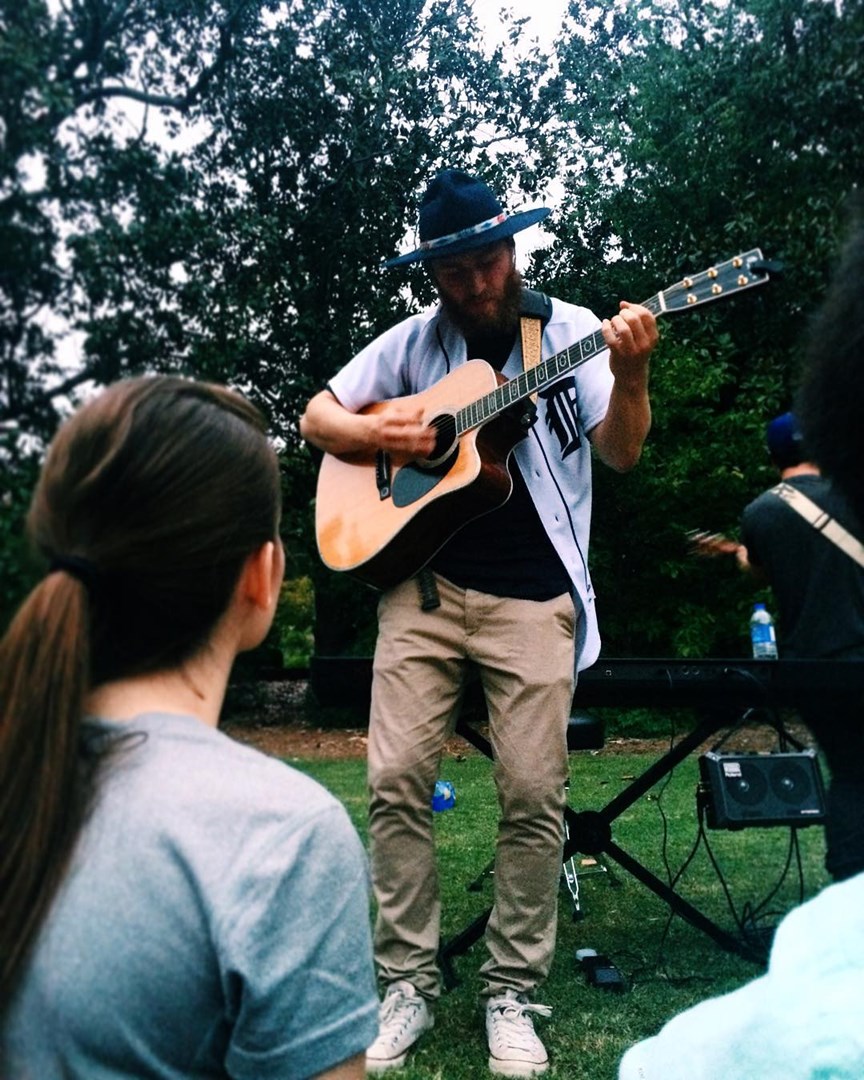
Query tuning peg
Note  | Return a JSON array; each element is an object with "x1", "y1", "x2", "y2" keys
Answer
[{"x1": 750, "y1": 259, "x2": 785, "y2": 276}]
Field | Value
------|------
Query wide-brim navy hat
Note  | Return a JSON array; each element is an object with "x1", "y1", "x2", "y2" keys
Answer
[{"x1": 384, "y1": 168, "x2": 550, "y2": 269}]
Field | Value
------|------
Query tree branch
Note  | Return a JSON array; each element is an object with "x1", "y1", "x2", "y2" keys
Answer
[
  {"x1": 75, "y1": 83, "x2": 194, "y2": 109},
  {"x1": 64, "y1": 0, "x2": 254, "y2": 115},
  {"x1": 0, "y1": 367, "x2": 98, "y2": 425}
]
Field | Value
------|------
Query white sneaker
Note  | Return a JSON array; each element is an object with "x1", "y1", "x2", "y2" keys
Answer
[
  {"x1": 366, "y1": 980, "x2": 434, "y2": 1072},
  {"x1": 486, "y1": 990, "x2": 552, "y2": 1077}
]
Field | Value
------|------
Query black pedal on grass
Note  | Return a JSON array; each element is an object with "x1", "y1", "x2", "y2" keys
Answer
[{"x1": 575, "y1": 948, "x2": 627, "y2": 992}]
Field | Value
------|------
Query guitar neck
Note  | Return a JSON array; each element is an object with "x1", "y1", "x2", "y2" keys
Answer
[
  {"x1": 455, "y1": 292, "x2": 664, "y2": 437},
  {"x1": 453, "y1": 247, "x2": 775, "y2": 436}
]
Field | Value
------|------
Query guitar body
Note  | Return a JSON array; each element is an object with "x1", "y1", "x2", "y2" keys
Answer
[{"x1": 315, "y1": 360, "x2": 524, "y2": 589}]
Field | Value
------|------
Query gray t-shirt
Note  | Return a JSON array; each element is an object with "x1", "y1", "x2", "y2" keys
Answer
[{"x1": 3, "y1": 712, "x2": 378, "y2": 1079}]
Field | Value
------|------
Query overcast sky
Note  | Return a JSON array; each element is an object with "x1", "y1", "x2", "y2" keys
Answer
[{"x1": 471, "y1": 0, "x2": 570, "y2": 51}]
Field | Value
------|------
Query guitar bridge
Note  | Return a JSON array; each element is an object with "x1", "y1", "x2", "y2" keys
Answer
[{"x1": 375, "y1": 450, "x2": 392, "y2": 500}]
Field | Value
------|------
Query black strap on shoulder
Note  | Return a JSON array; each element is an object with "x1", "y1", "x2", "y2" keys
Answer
[{"x1": 521, "y1": 288, "x2": 553, "y2": 329}]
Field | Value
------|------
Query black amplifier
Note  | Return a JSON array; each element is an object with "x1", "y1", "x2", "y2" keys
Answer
[{"x1": 699, "y1": 749, "x2": 827, "y2": 830}]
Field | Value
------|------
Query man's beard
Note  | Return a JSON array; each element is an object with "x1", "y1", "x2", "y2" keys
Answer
[{"x1": 439, "y1": 267, "x2": 524, "y2": 339}]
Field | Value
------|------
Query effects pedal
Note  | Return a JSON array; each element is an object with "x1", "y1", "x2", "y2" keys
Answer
[{"x1": 575, "y1": 948, "x2": 627, "y2": 992}]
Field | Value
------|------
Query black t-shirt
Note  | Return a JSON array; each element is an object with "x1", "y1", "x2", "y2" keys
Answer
[
  {"x1": 741, "y1": 474, "x2": 864, "y2": 659},
  {"x1": 429, "y1": 327, "x2": 570, "y2": 600}
]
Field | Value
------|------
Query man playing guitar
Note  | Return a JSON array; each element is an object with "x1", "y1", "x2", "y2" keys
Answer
[{"x1": 300, "y1": 168, "x2": 657, "y2": 1077}]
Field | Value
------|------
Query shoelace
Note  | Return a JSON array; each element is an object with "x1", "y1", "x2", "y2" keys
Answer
[
  {"x1": 489, "y1": 999, "x2": 552, "y2": 1050},
  {"x1": 378, "y1": 989, "x2": 422, "y2": 1042}
]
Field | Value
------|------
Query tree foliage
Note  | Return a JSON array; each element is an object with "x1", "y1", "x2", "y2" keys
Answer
[
  {"x1": 537, "y1": 0, "x2": 864, "y2": 656},
  {"x1": 3, "y1": 0, "x2": 862, "y2": 657},
  {"x1": 0, "y1": 0, "x2": 559, "y2": 631}
]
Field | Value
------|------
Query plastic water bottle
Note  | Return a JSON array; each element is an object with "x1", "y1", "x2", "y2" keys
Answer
[
  {"x1": 431, "y1": 779, "x2": 456, "y2": 812},
  {"x1": 750, "y1": 602, "x2": 778, "y2": 660}
]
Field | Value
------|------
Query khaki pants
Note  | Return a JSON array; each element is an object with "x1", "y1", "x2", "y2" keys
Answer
[{"x1": 367, "y1": 573, "x2": 577, "y2": 1000}]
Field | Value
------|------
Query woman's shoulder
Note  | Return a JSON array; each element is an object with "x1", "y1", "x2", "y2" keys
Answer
[{"x1": 95, "y1": 712, "x2": 351, "y2": 835}]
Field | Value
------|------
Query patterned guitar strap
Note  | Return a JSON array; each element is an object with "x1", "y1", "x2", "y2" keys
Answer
[
  {"x1": 521, "y1": 313, "x2": 542, "y2": 402},
  {"x1": 520, "y1": 288, "x2": 553, "y2": 406}
]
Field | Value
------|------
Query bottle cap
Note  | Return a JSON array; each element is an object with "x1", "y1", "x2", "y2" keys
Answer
[{"x1": 431, "y1": 779, "x2": 456, "y2": 812}]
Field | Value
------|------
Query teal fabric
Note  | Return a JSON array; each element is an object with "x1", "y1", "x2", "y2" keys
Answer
[{"x1": 619, "y1": 873, "x2": 864, "y2": 1079}]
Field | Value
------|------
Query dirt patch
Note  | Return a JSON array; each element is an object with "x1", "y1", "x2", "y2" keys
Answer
[
  {"x1": 223, "y1": 722, "x2": 373, "y2": 760},
  {"x1": 220, "y1": 680, "x2": 815, "y2": 761}
]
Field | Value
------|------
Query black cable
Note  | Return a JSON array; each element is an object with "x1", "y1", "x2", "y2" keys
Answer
[
  {"x1": 652, "y1": 812, "x2": 710, "y2": 981},
  {"x1": 715, "y1": 666, "x2": 810, "y2": 752},
  {"x1": 639, "y1": 672, "x2": 816, "y2": 980},
  {"x1": 649, "y1": 703, "x2": 718, "y2": 983},
  {"x1": 655, "y1": 707, "x2": 679, "y2": 888}
]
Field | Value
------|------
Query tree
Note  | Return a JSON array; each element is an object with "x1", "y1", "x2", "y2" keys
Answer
[
  {"x1": 1, "y1": 0, "x2": 267, "y2": 623},
  {"x1": 0, "y1": 0, "x2": 561, "y2": 637},
  {"x1": 2, "y1": 0, "x2": 560, "y2": 424},
  {"x1": 538, "y1": 0, "x2": 864, "y2": 656},
  {"x1": 171, "y1": 0, "x2": 564, "y2": 648},
  {"x1": 0, "y1": 0, "x2": 261, "y2": 432}
]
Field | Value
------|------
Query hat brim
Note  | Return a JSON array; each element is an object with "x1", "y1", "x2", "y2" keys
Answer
[{"x1": 384, "y1": 207, "x2": 551, "y2": 269}]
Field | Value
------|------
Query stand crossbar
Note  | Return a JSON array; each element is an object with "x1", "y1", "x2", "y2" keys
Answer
[{"x1": 438, "y1": 710, "x2": 765, "y2": 988}]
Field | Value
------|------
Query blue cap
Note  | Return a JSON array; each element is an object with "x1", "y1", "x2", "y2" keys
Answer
[{"x1": 766, "y1": 411, "x2": 804, "y2": 469}]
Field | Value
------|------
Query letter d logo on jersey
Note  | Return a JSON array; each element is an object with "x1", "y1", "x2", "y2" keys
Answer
[{"x1": 539, "y1": 377, "x2": 582, "y2": 459}]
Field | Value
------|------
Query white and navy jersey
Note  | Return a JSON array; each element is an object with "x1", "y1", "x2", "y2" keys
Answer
[{"x1": 327, "y1": 296, "x2": 614, "y2": 671}]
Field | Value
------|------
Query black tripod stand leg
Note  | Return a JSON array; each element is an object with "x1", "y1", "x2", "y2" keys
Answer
[
  {"x1": 455, "y1": 715, "x2": 492, "y2": 756},
  {"x1": 601, "y1": 839, "x2": 761, "y2": 962},
  {"x1": 438, "y1": 907, "x2": 491, "y2": 990},
  {"x1": 467, "y1": 858, "x2": 495, "y2": 892},
  {"x1": 561, "y1": 710, "x2": 769, "y2": 964}
]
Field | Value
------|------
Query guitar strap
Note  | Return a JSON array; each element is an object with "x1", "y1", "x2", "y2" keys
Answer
[
  {"x1": 520, "y1": 316, "x2": 542, "y2": 402},
  {"x1": 519, "y1": 289, "x2": 552, "y2": 402},
  {"x1": 771, "y1": 482, "x2": 864, "y2": 569}
]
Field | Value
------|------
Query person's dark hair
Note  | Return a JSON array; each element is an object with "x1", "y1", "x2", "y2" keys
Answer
[
  {"x1": 797, "y1": 211, "x2": 864, "y2": 518},
  {"x1": 0, "y1": 376, "x2": 281, "y2": 1014}
]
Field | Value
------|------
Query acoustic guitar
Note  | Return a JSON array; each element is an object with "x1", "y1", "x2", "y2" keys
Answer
[{"x1": 315, "y1": 249, "x2": 777, "y2": 589}]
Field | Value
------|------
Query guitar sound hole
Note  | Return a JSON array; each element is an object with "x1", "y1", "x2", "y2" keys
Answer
[{"x1": 419, "y1": 412, "x2": 457, "y2": 469}]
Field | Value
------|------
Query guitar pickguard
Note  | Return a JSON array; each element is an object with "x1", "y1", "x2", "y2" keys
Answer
[{"x1": 391, "y1": 451, "x2": 458, "y2": 508}]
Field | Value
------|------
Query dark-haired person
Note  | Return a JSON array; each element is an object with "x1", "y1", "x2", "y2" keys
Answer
[
  {"x1": 798, "y1": 215, "x2": 864, "y2": 526},
  {"x1": 300, "y1": 168, "x2": 658, "y2": 1075},
  {"x1": 0, "y1": 377, "x2": 378, "y2": 1079},
  {"x1": 621, "y1": 233, "x2": 864, "y2": 1080},
  {"x1": 693, "y1": 410, "x2": 864, "y2": 882}
]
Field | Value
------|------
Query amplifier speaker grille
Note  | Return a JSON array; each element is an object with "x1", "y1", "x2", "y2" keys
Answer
[{"x1": 699, "y1": 750, "x2": 827, "y2": 829}]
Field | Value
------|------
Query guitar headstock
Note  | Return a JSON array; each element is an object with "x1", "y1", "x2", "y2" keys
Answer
[{"x1": 659, "y1": 249, "x2": 778, "y2": 314}]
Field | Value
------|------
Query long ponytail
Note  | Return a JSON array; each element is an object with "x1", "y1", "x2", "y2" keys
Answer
[{"x1": 0, "y1": 574, "x2": 92, "y2": 1012}]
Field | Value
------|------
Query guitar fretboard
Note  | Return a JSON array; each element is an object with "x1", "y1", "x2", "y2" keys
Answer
[{"x1": 455, "y1": 292, "x2": 663, "y2": 436}]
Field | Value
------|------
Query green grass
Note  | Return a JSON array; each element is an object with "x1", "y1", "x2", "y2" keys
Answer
[{"x1": 289, "y1": 748, "x2": 830, "y2": 1080}]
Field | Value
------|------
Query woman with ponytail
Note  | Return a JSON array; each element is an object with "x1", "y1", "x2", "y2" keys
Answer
[{"x1": 0, "y1": 377, "x2": 377, "y2": 1079}]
